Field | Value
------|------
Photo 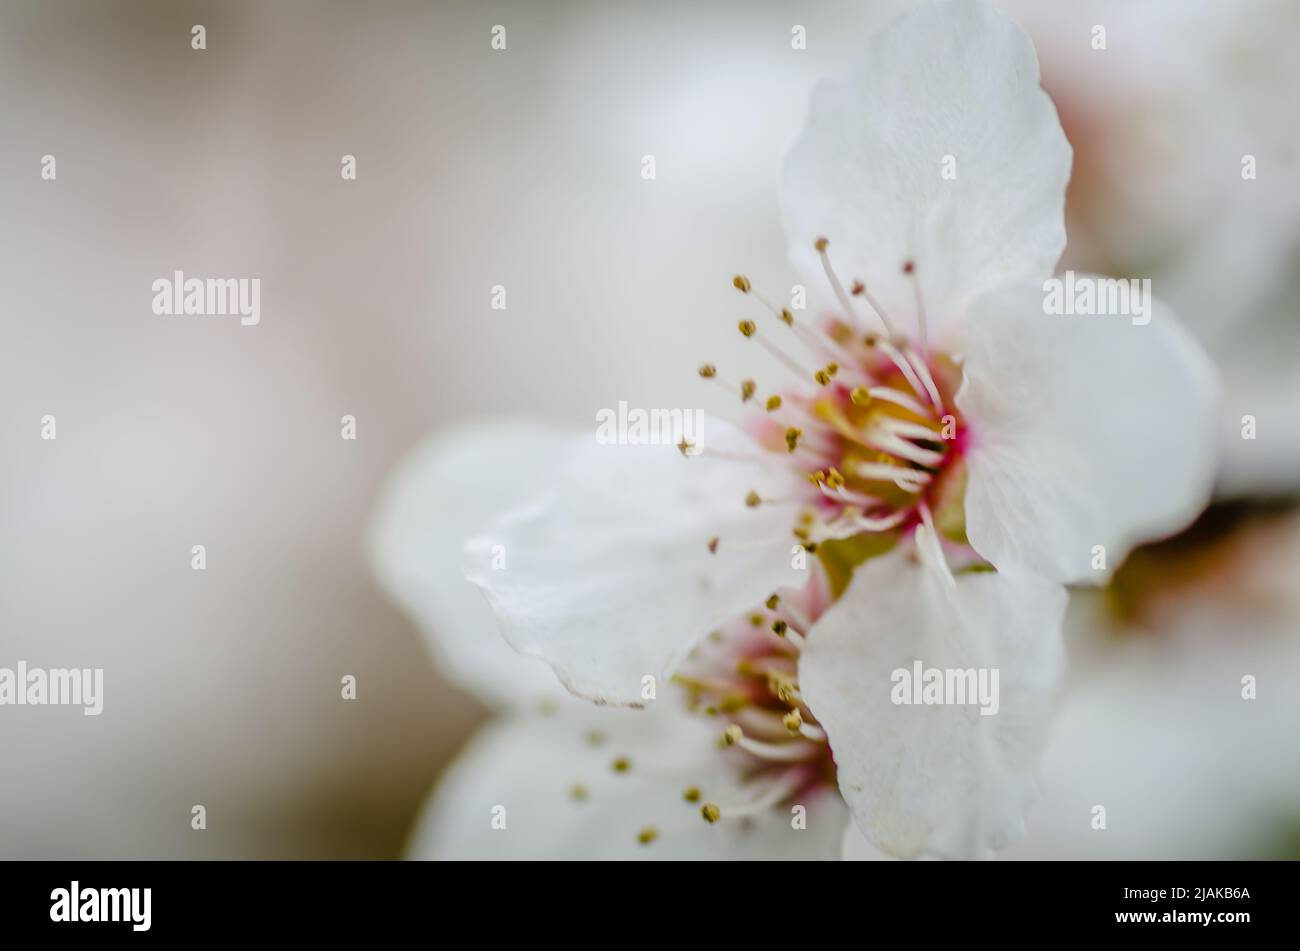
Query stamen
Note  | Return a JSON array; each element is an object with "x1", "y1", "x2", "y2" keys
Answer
[
  {"x1": 815, "y1": 507, "x2": 911, "y2": 539},
  {"x1": 903, "y1": 346, "x2": 944, "y2": 412},
  {"x1": 864, "y1": 428, "x2": 947, "y2": 468},
  {"x1": 725, "y1": 725, "x2": 821, "y2": 762},
  {"x1": 851, "y1": 276, "x2": 900, "y2": 339},
  {"x1": 815, "y1": 237, "x2": 866, "y2": 333},
  {"x1": 877, "y1": 338, "x2": 931, "y2": 404},
  {"x1": 698, "y1": 363, "x2": 759, "y2": 405},
  {"x1": 776, "y1": 600, "x2": 813, "y2": 634},
  {"x1": 815, "y1": 480, "x2": 883, "y2": 509},
  {"x1": 880, "y1": 416, "x2": 944, "y2": 442},
  {"x1": 902, "y1": 259, "x2": 929, "y2": 354},
  {"x1": 735, "y1": 276, "x2": 798, "y2": 331},
  {"x1": 783, "y1": 709, "x2": 803, "y2": 734},
  {"x1": 918, "y1": 501, "x2": 957, "y2": 587},
  {"x1": 753, "y1": 331, "x2": 819, "y2": 382},
  {"x1": 863, "y1": 386, "x2": 932, "y2": 418},
  {"x1": 703, "y1": 767, "x2": 809, "y2": 821},
  {"x1": 798, "y1": 722, "x2": 827, "y2": 742},
  {"x1": 852, "y1": 461, "x2": 931, "y2": 492}
]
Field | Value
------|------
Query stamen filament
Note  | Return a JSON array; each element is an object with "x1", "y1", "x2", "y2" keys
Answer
[
  {"x1": 877, "y1": 339, "x2": 931, "y2": 405},
  {"x1": 816, "y1": 239, "x2": 866, "y2": 333},
  {"x1": 865, "y1": 429, "x2": 947, "y2": 468},
  {"x1": 732, "y1": 729, "x2": 820, "y2": 763},
  {"x1": 903, "y1": 346, "x2": 944, "y2": 413},
  {"x1": 865, "y1": 386, "x2": 932, "y2": 418},
  {"x1": 705, "y1": 767, "x2": 809, "y2": 820}
]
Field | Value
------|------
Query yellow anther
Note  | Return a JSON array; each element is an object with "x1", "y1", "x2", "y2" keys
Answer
[
  {"x1": 850, "y1": 386, "x2": 871, "y2": 406},
  {"x1": 783, "y1": 710, "x2": 803, "y2": 734},
  {"x1": 815, "y1": 237, "x2": 829, "y2": 252},
  {"x1": 683, "y1": 786, "x2": 702, "y2": 803},
  {"x1": 611, "y1": 756, "x2": 631, "y2": 773},
  {"x1": 807, "y1": 470, "x2": 826, "y2": 485},
  {"x1": 732, "y1": 275, "x2": 752, "y2": 293},
  {"x1": 765, "y1": 594, "x2": 780, "y2": 610},
  {"x1": 826, "y1": 362, "x2": 839, "y2": 376},
  {"x1": 851, "y1": 280, "x2": 865, "y2": 295},
  {"x1": 826, "y1": 468, "x2": 846, "y2": 489},
  {"x1": 698, "y1": 363, "x2": 717, "y2": 378},
  {"x1": 570, "y1": 784, "x2": 589, "y2": 801},
  {"x1": 745, "y1": 490, "x2": 762, "y2": 508},
  {"x1": 768, "y1": 674, "x2": 799, "y2": 704},
  {"x1": 722, "y1": 725, "x2": 743, "y2": 746},
  {"x1": 677, "y1": 437, "x2": 694, "y2": 456},
  {"x1": 772, "y1": 619, "x2": 788, "y2": 637},
  {"x1": 780, "y1": 308, "x2": 794, "y2": 325},
  {"x1": 738, "y1": 320, "x2": 757, "y2": 337},
  {"x1": 701, "y1": 803, "x2": 722, "y2": 824},
  {"x1": 765, "y1": 395, "x2": 783, "y2": 412},
  {"x1": 740, "y1": 379, "x2": 757, "y2": 402},
  {"x1": 814, "y1": 369, "x2": 832, "y2": 386},
  {"x1": 638, "y1": 826, "x2": 659, "y2": 845},
  {"x1": 749, "y1": 613, "x2": 764, "y2": 627},
  {"x1": 785, "y1": 427, "x2": 802, "y2": 453}
]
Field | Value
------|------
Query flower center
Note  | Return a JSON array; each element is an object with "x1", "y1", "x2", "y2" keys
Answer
[
  {"x1": 700, "y1": 239, "x2": 970, "y2": 570},
  {"x1": 671, "y1": 591, "x2": 837, "y2": 826}
]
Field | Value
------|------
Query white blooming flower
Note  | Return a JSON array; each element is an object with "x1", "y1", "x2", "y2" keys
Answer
[{"x1": 378, "y1": 0, "x2": 1219, "y2": 860}]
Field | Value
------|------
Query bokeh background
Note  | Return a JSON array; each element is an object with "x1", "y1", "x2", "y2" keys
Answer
[{"x1": 1, "y1": 0, "x2": 1296, "y2": 859}]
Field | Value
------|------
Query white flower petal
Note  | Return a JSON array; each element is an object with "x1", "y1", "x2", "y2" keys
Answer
[
  {"x1": 781, "y1": 0, "x2": 1070, "y2": 341},
  {"x1": 465, "y1": 417, "x2": 808, "y2": 706},
  {"x1": 799, "y1": 527, "x2": 1066, "y2": 858},
  {"x1": 407, "y1": 702, "x2": 849, "y2": 860},
  {"x1": 958, "y1": 281, "x2": 1220, "y2": 584},
  {"x1": 367, "y1": 421, "x2": 570, "y2": 709}
]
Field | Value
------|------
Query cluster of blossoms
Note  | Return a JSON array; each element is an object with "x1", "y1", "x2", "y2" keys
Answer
[{"x1": 374, "y1": 0, "x2": 1219, "y2": 860}]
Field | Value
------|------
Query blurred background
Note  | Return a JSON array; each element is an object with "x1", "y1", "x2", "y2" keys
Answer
[{"x1": 0, "y1": 0, "x2": 1296, "y2": 859}]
